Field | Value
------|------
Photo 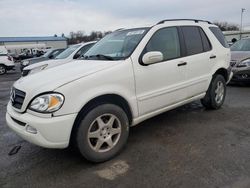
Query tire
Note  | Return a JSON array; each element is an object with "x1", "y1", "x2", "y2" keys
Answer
[
  {"x1": 0, "y1": 65, "x2": 6, "y2": 75},
  {"x1": 201, "y1": 74, "x2": 226, "y2": 109},
  {"x1": 75, "y1": 104, "x2": 129, "y2": 162}
]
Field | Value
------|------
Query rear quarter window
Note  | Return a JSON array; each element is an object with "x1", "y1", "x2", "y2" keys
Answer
[{"x1": 209, "y1": 27, "x2": 229, "y2": 48}]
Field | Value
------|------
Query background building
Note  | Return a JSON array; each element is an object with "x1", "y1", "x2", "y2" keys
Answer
[{"x1": 0, "y1": 36, "x2": 68, "y2": 55}]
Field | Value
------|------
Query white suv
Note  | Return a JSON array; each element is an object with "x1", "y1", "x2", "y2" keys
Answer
[{"x1": 6, "y1": 19, "x2": 232, "y2": 162}]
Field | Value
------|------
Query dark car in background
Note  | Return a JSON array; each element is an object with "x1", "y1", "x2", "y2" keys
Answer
[
  {"x1": 20, "y1": 48, "x2": 65, "y2": 71},
  {"x1": 230, "y1": 38, "x2": 250, "y2": 83}
]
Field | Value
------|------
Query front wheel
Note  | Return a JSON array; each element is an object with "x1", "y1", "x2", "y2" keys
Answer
[
  {"x1": 75, "y1": 104, "x2": 129, "y2": 162},
  {"x1": 0, "y1": 65, "x2": 6, "y2": 75},
  {"x1": 201, "y1": 74, "x2": 226, "y2": 109}
]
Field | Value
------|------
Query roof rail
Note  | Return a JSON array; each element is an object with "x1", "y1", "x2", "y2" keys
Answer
[
  {"x1": 157, "y1": 19, "x2": 212, "y2": 25},
  {"x1": 114, "y1": 28, "x2": 124, "y2": 31}
]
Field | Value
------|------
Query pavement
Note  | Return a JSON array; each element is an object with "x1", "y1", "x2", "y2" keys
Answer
[{"x1": 0, "y1": 65, "x2": 250, "y2": 188}]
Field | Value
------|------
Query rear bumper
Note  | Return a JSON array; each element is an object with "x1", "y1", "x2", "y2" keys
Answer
[
  {"x1": 6, "y1": 65, "x2": 15, "y2": 71},
  {"x1": 6, "y1": 102, "x2": 77, "y2": 148}
]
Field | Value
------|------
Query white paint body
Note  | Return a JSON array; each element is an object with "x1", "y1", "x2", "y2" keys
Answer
[
  {"x1": 6, "y1": 21, "x2": 231, "y2": 148},
  {"x1": 0, "y1": 46, "x2": 15, "y2": 67}
]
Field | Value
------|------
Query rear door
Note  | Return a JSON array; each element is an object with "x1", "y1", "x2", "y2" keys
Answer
[{"x1": 180, "y1": 26, "x2": 214, "y2": 98}]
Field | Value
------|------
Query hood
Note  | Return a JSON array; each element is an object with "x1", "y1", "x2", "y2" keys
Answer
[
  {"x1": 25, "y1": 56, "x2": 43, "y2": 62},
  {"x1": 231, "y1": 51, "x2": 250, "y2": 62},
  {"x1": 14, "y1": 60, "x2": 119, "y2": 96},
  {"x1": 29, "y1": 56, "x2": 47, "y2": 64},
  {"x1": 24, "y1": 58, "x2": 71, "y2": 71}
]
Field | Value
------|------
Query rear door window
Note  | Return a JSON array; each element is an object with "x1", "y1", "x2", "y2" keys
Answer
[{"x1": 181, "y1": 26, "x2": 204, "y2": 56}]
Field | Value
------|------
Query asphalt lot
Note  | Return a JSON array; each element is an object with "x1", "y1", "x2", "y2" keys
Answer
[{"x1": 0, "y1": 65, "x2": 250, "y2": 188}]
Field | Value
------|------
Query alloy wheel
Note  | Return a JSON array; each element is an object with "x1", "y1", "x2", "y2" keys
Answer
[
  {"x1": 87, "y1": 114, "x2": 121, "y2": 153},
  {"x1": 215, "y1": 81, "x2": 224, "y2": 104}
]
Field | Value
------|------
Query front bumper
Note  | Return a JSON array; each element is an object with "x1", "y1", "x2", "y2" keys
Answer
[
  {"x1": 231, "y1": 67, "x2": 250, "y2": 83},
  {"x1": 227, "y1": 66, "x2": 233, "y2": 84},
  {"x1": 6, "y1": 102, "x2": 77, "y2": 148},
  {"x1": 20, "y1": 63, "x2": 28, "y2": 71}
]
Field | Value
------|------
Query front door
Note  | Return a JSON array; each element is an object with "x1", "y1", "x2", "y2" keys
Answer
[{"x1": 131, "y1": 27, "x2": 188, "y2": 116}]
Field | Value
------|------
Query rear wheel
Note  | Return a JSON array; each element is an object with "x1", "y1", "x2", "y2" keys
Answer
[
  {"x1": 0, "y1": 65, "x2": 6, "y2": 75},
  {"x1": 75, "y1": 104, "x2": 129, "y2": 162},
  {"x1": 201, "y1": 74, "x2": 226, "y2": 109}
]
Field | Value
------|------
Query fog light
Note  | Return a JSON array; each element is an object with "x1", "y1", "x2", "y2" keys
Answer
[{"x1": 26, "y1": 125, "x2": 37, "y2": 134}]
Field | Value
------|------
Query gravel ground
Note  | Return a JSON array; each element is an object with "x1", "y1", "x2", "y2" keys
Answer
[{"x1": 0, "y1": 65, "x2": 250, "y2": 188}]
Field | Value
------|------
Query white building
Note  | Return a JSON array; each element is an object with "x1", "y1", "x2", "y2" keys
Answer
[
  {"x1": 0, "y1": 36, "x2": 68, "y2": 55},
  {"x1": 223, "y1": 30, "x2": 250, "y2": 43}
]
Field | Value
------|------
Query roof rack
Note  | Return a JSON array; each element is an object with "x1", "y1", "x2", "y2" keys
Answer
[
  {"x1": 157, "y1": 19, "x2": 212, "y2": 25},
  {"x1": 114, "y1": 28, "x2": 124, "y2": 31}
]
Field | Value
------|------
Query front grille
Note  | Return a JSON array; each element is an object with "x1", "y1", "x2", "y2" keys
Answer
[
  {"x1": 11, "y1": 88, "x2": 26, "y2": 109},
  {"x1": 230, "y1": 60, "x2": 237, "y2": 67}
]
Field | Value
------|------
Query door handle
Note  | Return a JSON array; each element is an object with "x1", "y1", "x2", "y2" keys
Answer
[
  {"x1": 210, "y1": 55, "x2": 216, "y2": 59},
  {"x1": 177, "y1": 62, "x2": 187, "y2": 67}
]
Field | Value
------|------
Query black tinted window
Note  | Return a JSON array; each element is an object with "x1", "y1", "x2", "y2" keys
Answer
[
  {"x1": 209, "y1": 27, "x2": 229, "y2": 48},
  {"x1": 144, "y1": 27, "x2": 180, "y2": 61},
  {"x1": 51, "y1": 50, "x2": 61, "y2": 57},
  {"x1": 182, "y1": 26, "x2": 203, "y2": 56},
  {"x1": 199, "y1": 28, "x2": 212, "y2": 51}
]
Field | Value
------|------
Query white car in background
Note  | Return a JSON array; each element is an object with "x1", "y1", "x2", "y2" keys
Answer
[
  {"x1": 0, "y1": 46, "x2": 15, "y2": 75},
  {"x1": 22, "y1": 41, "x2": 96, "y2": 76}
]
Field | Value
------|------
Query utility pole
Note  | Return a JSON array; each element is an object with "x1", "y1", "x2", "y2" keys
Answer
[{"x1": 240, "y1": 8, "x2": 246, "y2": 39}]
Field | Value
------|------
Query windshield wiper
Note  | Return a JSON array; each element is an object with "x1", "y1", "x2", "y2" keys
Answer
[{"x1": 84, "y1": 54, "x2": 114, "y2": 60}]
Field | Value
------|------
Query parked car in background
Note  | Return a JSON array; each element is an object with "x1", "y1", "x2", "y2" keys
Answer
[
  {"x1": 6, "y1": 19, "x2": 232, "y2": 162},
  {"x1": 15, "y1": 51, "x2": 34, "y2": 61},
  {"x1": 0, "y1": 46, "x2": 15, "y2": 75},
  {"x1": 20, "y1": 48, "x2": 65, "y2": 71},
  {"x1": 22, "y1": 41, "x2": 96, "y2": 76},
  {"x1": 230, "y1": 38, "x2": 250, "y2": 83}
]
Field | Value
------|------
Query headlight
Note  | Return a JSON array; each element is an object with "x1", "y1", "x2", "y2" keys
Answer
[
  {"x1": 237, "y1": 58, "x2": 250, "y2": 67},
  {"x1": 22, "y1": 60, "x2": 29, "y2": 66},
  {"x1": 29, "y1": 93, "x2": 64, "y2": 113},
  {"x1": 29, "y1": 64, "x2": 48, "y2": 75}
]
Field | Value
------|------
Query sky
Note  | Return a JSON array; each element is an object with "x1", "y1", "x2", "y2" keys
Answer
[{"x1": 0, "y1": 0, "x2": 249, "y2": 37}]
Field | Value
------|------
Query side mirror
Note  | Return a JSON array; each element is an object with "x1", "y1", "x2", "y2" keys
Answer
[
  {"x1": 142, "y1": 51, "x2": 163, "y2": 65},
  {"x1": 48, "y1": 55, "x2": 54, "y2": 59}
]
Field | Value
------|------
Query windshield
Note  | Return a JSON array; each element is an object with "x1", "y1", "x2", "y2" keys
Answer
[
  {"x1": 55, "y1": 44, "x2": 81, "y2": 59},
  {"x1": 84, "y1": 28, "x2": 149, "y2": 60},
  {"x1": 42, "y1": 49, "x2": 54, "y2": 57},
  {"x1": 231, "y1": 38, "x2": 250, "y2": 51}
]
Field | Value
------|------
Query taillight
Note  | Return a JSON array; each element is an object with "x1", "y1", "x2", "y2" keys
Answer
[{"x1": 7, "y1": 56, "x2": 12, "y2": 61}]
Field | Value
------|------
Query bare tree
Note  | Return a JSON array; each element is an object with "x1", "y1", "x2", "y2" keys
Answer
[
  {"x1": 213, "y1": 21, "x2": 239, "y2": 31},
  {"x1": 67, "y1": 31, "x2": 112, "y2": 44}
]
